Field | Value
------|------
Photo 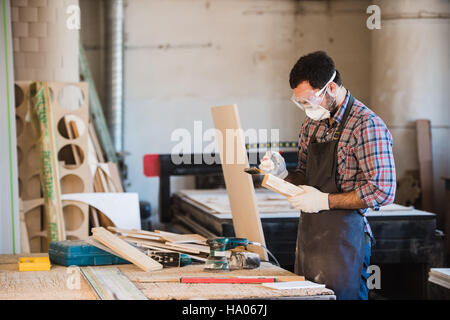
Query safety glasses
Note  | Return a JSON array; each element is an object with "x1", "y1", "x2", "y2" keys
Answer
[{"x1": 291, "y1": 70, "x2": 336, "y2": 110}]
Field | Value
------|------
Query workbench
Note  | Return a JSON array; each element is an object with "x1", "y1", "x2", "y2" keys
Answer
[
  {"x1": 170, "y1": 188, "x2": 446, "y2": 299},
  {"x1": 0, "y1": 254, "x2": 335, "y2": 300}
]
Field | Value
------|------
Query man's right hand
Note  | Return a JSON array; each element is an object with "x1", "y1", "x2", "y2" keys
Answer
[{"x1": 259, "y1": 151, "x2": 288, "y2": 179}]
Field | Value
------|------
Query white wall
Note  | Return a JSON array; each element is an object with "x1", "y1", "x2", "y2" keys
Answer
[
  {"x1": 371, "y1": 0, "x2": 450, "y2": 217},
  {"x1": 80, "y1": 0, "x2": 449, "y2": 224},
  {"x1": 119, "y1": 0, "x2": 372, "y2": 222}
]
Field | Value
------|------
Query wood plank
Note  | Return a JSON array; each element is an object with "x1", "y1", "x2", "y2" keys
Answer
[
  {"x1": 172, "y1": 214, "x2": 218, "y2": 239},
  {"x1": 416, "y1": 119, "x2": 434, "y2": 213},
  {"x1": 108, "y1": 226, "x2": 164, "y2": 239},
  {"x1": 29, "y1": 82, "x2": 66, "y2": 244},
  {"x1": 155, "y1": 230, "x2": 207, "y2": 244},
  {"x1": 19, "y1": 204, "x2": 30, "y2": 254},
  {"x1": 211, "y1": 105, "x2": 267, "y2": 259},
  {"x1": 88, "y1": 122, "x2": 106, "y2": 163},
  {"x1": 92, "y1": 227, "x2": 162, "y2": 272},
  {"x1": 79, "y1": 45, "x2": 117, "y2": 163},
  {"x1": 164, "y1": 242, "x2": 210, "y2": 254},
  {"x1": 120, "y1": 236, "x2": 202, "y2": 255},
  {"x1": 107, "y1": 162, "x2": 124, "y2": 192},
  {"x1": 117, "y1": 233, "x2": 161, "y2": 241},
  {"x1": 81, "y1": 266, "x2": 147, "y2": 300},
  {"x1": 118, "y1": 262, "x2": 333, "y2": 300},
  {"x1": 0, "y1": 259, "x2": 97, "y2": 300},
  {"x1": 262, "y1": 174, "x2": 304, "y2": 198},
  {"x1": 89, "y1": 207, "x2": 100, "y2": 228}
]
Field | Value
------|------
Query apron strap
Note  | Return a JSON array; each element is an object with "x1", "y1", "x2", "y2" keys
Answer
[
  {"x1": 308, "y1": 92, "x2": 355, "y2": 144},
  {"x1": 333, "y1": 93, "x2": 354, "y2": 141}
]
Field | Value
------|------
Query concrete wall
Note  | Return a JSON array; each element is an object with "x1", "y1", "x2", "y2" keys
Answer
[
  {"x1": 80, "y1": 0, "x2": 449, "y2": 223},
  {"x1": 371, "y1": 0, "x2": 450, "y2": 217}
]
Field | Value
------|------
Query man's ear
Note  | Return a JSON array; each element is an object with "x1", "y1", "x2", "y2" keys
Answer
[{"x1": 328, "y1": 82, "x2": 338, "y2": 94}]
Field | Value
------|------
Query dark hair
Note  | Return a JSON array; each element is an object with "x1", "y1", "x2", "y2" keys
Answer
[{"x1": 289, "y1": 51, "x2": 342, "y2": 89}]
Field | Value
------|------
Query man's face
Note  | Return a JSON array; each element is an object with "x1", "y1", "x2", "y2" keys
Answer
[{"x1": 293, "y1": 81, "x2": 338, "y2": 111}]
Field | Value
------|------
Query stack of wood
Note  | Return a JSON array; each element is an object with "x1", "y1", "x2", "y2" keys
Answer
[
  {"x1": 87, "y1": 122, "x2": 124, "y2": 228},
  {"x1": 107, "y1": 226, "x2": 211, "y2": 263}
]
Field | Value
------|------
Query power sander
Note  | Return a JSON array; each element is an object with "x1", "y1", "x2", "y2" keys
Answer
[{"x1": 204, "y1": 237, "x2": 279, "y2": 271}]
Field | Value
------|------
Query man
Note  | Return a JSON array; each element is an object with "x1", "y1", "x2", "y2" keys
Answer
[{"x1": 259, "y1": 51, "x2": 396, "y2": 300}]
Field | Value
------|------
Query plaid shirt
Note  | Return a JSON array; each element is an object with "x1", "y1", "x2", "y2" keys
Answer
[{"x1": 297, "y1": 91, "x2": 396, "y2": 240}]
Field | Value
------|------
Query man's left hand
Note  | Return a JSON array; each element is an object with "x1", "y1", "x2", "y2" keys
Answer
[{"x1": 288, "y1": 185, "x2": 330, "y2": 213}]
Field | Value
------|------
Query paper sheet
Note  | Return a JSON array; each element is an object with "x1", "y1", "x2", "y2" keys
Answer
[
  {"x1": 61, "y1": 193, "x2": 141, "y2": 229},
  {"x1": 262, "y1": 280, "x2": 326, "y2": 290}
]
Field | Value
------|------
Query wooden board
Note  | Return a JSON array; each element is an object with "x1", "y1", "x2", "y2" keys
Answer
[
  {"x1": 262, "y1": 174, "x2": 304, "y2": 198},
  {"x1": 22, "y1": 198, "x2": 88, "y2": 245},
  {"x1": 108, "y1": 226, "x2": 162, "y2": 238},
  {"x1": 211, "y1": 105, "x2": 267, "y2": 259},
  {"x1": 81, "y1": 266, "x2": 147, "y2": 300},
  {"x1": 155, "y1": 230, "x2": 207, "y2": 244},
  {"x1": 120, "y1": 237, "x2": 203, "y2": 255},
  {"x1": 0, "y1": 254, "x2": 97, "y2": 300},
  {"x1": 164, "y1": 242, "x2": 210, "y2": 254},
  {"x1": 92, "y1": 227, "x2": 163, "y2": 272},
  {"x1": 15, "y1": 81, "x2": 91, "y2": 252},
  {"x1": 29, "y1": 82, "x2": 66, "y2": 244},
  {"x1": 416, "y1": 120, "x2": 434, "y2": 213},
  {"x1": 0, "y1": 0, "x2": 20, "y2": 254},
  {"x1": 0, "y1": 255, "x2": 333, "y2": 300},
  {"x1": 119, "y1": 263, "x2": 333, "y2": 300},
  {"x1": 79, "y1": 45, "x2": 117, "y2": 163}
]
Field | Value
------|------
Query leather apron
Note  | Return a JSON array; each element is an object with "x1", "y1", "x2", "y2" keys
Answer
[{"x1": 294, "y1": 95, "x2": 365, "y2": 300}]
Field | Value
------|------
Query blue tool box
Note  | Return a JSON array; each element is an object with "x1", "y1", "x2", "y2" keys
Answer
[{"x1": 48, "y1": 240, "x2": 130, "y2": 266}]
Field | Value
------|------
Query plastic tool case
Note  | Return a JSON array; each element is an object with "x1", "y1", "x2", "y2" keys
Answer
[{"x1": 48, "y1": 240, "x2": 129, "y2": 266}]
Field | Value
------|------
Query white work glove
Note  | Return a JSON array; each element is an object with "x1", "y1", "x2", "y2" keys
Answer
[
  {"x1": 259, "y1": 151, "x2": 288, "y2": 179},
  {"x1": 287, "y1": 185, "x2": 329, "y2": 213}
]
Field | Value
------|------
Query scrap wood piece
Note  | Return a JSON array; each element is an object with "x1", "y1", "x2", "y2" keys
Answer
[
  {"x1": 89, "y1": 206, "x2": 100, "y2": 227},
  {"x1": 164, "y1": 242, "x2": 210, "y2": 254},
  {"x1": 80, "y1": 45, "x2": 117, "y2": 163},
  {"x1": 171, "y1": 214, "x2": 218, "y2": 239},
  {"x1": 120, "y1": 236, "x2": 202, "y2": 255},
  {"x1": 81, "y1": 266, "x2": 147, "y2": 300},
  {"x1": 29, "y1": 81, "x2": 66, "y2": 243},
  {"x1": 107, "y1": 162, "x2": 124, "y2": 192},
  {"x1": 117, "y1": 233, "x2": 161, "y2": 242},
  {"x1": 211, "y1": 104, "x2": 267, "y2": 259},
  {"x1": 92, "y1": 227, "x2": 162, "y2": 272},
  {"x1": 155, "y1": 229, "x2": 207, "y2": 244},
  {"x1": 262, "y1": 174, "x2": 304, "y2": 198},
  {"x1": 108, "y1": 226, "x2": 164, "y2": 239},
  {"x1": 416, "y1": 119, "x2": 434, "y2": 213},
  {"x1": 88, "y1": 121, "x2": 106, "y2": 163}
]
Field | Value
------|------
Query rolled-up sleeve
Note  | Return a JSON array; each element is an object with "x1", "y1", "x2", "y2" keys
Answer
[{"x1": 355, "y1": 117, "x2": 396, "y2": 209}]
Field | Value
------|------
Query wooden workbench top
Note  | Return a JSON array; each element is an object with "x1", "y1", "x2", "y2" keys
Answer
[{"x1": 0, "y1": 254, "x2": 334, "y2": 300}]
